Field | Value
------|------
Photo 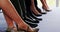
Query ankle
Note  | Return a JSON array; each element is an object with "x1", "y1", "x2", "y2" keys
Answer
[
  {"x1": 42, "y1": 5, "x2": 49, "y2": 9},
  {"x1": 18, "y1": 23, "x2": 28, "y2": 30},
  {"x1": 27, "y1": 26, "x2": 33, "y2": 32},
  {"x1": 6, "y1": 26, "x2": 17, "y2": 32},
  {"x1": 8, "y1": 26, "x2": 14, "y2": 29},
  {"x1": 30, "y1": 6, "x2": 41, "y2": 14}
]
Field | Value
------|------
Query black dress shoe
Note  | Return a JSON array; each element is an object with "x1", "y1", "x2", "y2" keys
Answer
[
  {"x1": 27, "y1": 12, "x2": 42, "y2": 21},
  {"x1": 24, "y1": 16, "x2": 39, "y2": 23},
  {"x1": 25, "y1": 20, "x2": 38, "y2": 28},
  {"x1": 26, "y1": 14, "x2": 42, "y2": 21},
  {"x1": 23, "y1": 17, "x2": 39, "y2": 28}
]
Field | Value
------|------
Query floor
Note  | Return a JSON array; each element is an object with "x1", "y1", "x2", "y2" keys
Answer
[{"x1": 38, "y1": 7, "x2": 60, "y2": 32}]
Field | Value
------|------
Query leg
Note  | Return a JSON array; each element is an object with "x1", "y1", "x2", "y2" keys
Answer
[
  {"x1": 3, "y1": 13, "x2": 17, "y2": 32},
  {"x1": 4, "y1": 14, "x2": 14, "y2": 28},
  {"x1": 0, "y1": 0, "x2": 38, "y2": 32},
  {"x1": 34, "y1": 0, "x2": 46, "y2": 14},
  {"x1": 30, "y1": 0, "x2": 41, "y2": 15},
  {"x1": 40, "y1": 0, "x2": 51, "y2": 11}
]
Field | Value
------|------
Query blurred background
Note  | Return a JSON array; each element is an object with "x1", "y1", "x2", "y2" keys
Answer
[{"x1": 0, "y1": 0, "x2": 60, "y2": 32}]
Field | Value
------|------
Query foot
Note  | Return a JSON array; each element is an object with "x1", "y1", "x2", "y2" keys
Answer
[
  {"x1": 27, "y1": 27, "x2": 39, "y2": 32},
  {"x1": 17, "y1": 23, "x2": 38, "y2": 32},
  {"x1": 30, "y1": 5, "x2": 42, "y2": 15},
  {"x1": 42, "y1": 6, "x2": 51, "y2": 12},
  {"x1": 36, "y1": 6, "x2": 47, "y2": 14},
  {"x1": 6, "y1": 27, "x2": 18, "y2": 32}
]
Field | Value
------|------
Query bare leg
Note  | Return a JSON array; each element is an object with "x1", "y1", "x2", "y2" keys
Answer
[
  {"x1": 30, "y1": 0, "x2": 41, "y2": 15},
  {"x1": 4, "y1": 14, "x2": 14, "y2": 28},
  {"x1": 40, "y1": 0, "x2": 49, "y2": 10},
  {"x1": 0, "y1": 0, "x2": 34, "y2": 32},
  {"x1": 3, "y1": 13, "x2": 18, "y2": 32}
]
